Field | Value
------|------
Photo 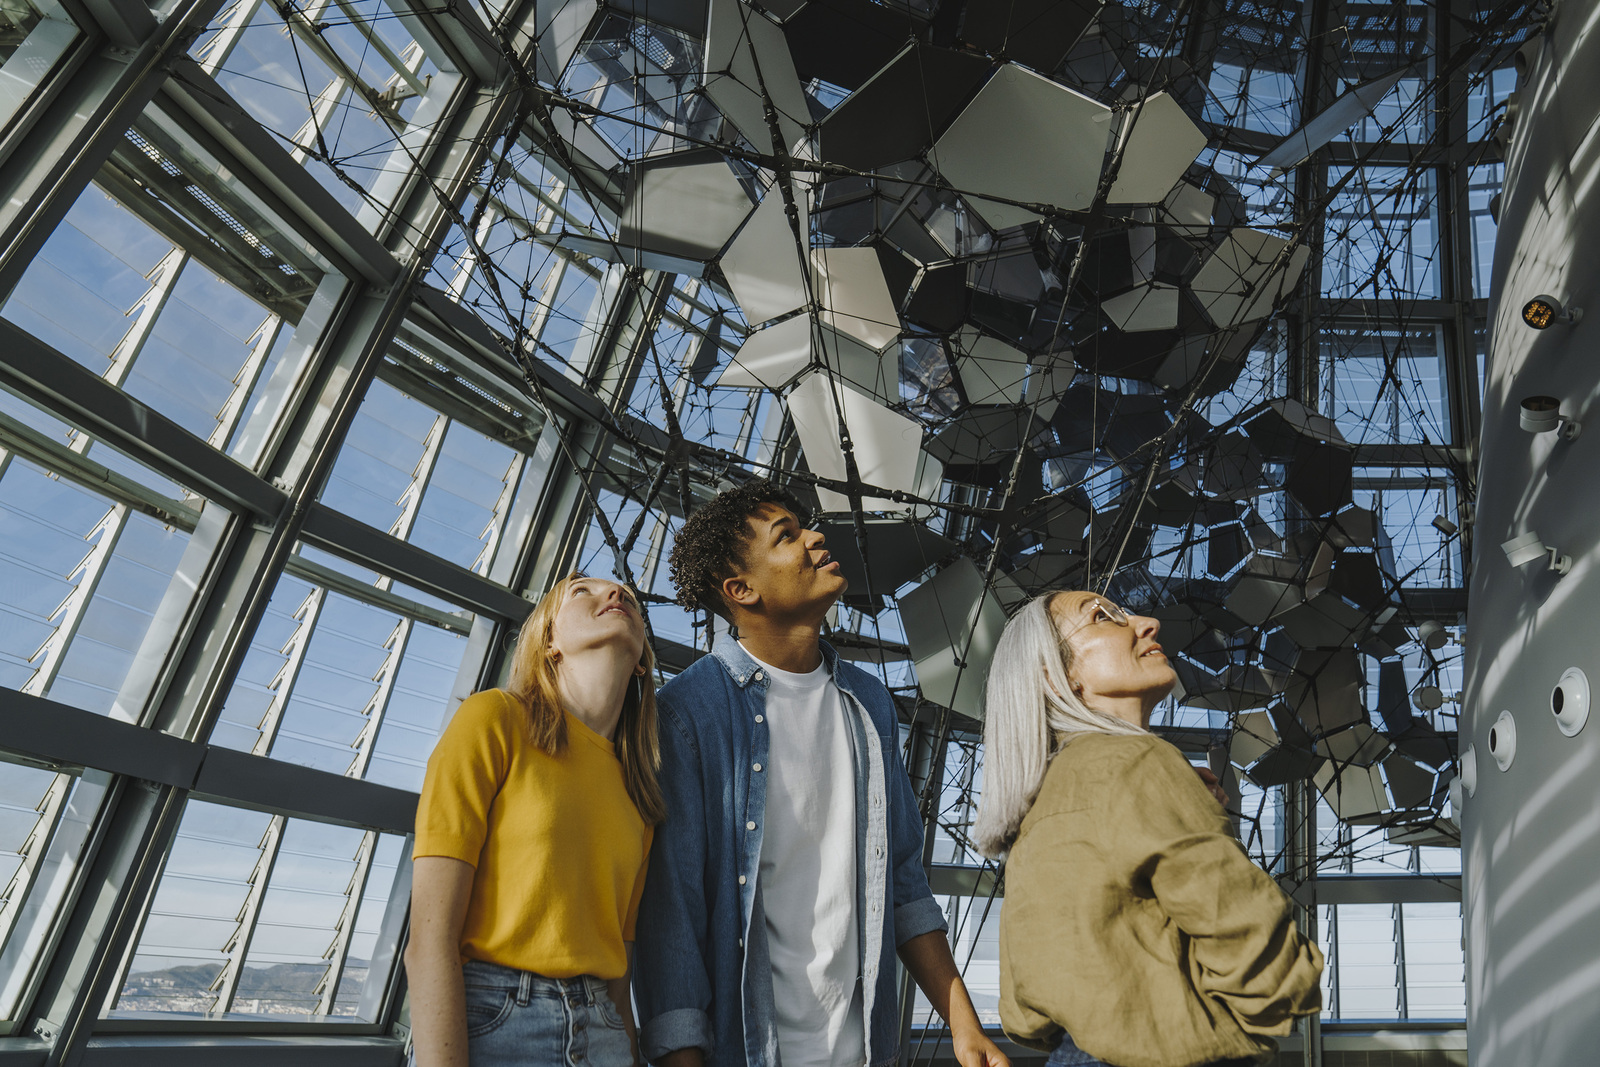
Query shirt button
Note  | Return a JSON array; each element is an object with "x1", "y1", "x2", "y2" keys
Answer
[
  {"x1": 753, "y1": 763, "x2": 762, "y2": 772},
  {"x1": 746, "y1": 821, "x2": 756, "y2": 830},
  {"x1": 739, "y1": 875, "x2": 747, "y2": 885},
  {"x1": 754, "y1": 671, "x2": 764, "y2": 682},
  {"x1": 755, "y1": 715, "x2": 764, "y2": 723}
]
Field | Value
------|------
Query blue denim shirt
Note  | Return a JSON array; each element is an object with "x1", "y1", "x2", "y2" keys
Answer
[{"x1": 633, "y1": 639, "x2": 948, "y2": 1067}]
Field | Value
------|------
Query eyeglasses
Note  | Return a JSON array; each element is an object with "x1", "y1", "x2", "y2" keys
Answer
[
  {"x1": 1086, "y1": 598, "x2": 1130, "y2": 627},
  {"x1": 1058, "y1": 596, "x2": 1132, "y2": 644}
]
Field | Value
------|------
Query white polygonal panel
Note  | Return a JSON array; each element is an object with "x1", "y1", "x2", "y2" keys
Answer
[
  {"x1": 906, "y1": 449, "x2": 945, "y2": 520},
  {"x1": 704, "y1": 0, "x2": 811, "y2": 156},
  {"x1": 787, "y1": 370, "x2": 923, "y2": 510},
  {"x1": 817, "y1": 323, "x2": 896, "y2": 400},
  {"x1": 533, "y1": 0, "x2": 597, "y2": 87},
  {"x1": 1321, "y1": 723, "x2": 1391, "y2": 766},
  {"x1": 1162, "y1": 182, "x2": 1215, "y2": 238},
  {"x1": 716, "y1": 314, "x2": 812, "y2": 390},
  {"x1": 1022, "y1": 358, "x2": 1075, "y2": 423},
  {"x1": 817, "y1": 445, "x2": 942, "y2": 515},
  {"x1": 811, "y1": 247, "x2": 901, "y2": 352},
  {"x1": 1230, "y1": 710, "x2": 1279, "y2": 769},
  {"x1": 1191, "y1": 228, "x2": 1311, "y2": 329},
  {"x1": 1257, "y1": 67, "x2": 1412, "y2": 174},
  {"x1": 720, "y1": 178, "x2": 810, "y2": 326},
  {"x1": 1236, "y1": 244, "x2": 1310, "y2": 324},
  {"x1": 1313, "y1": 759, "x2": 1390, "y2": 822},
  {"x1": 932, "y1": 63, "x2": 1113, "y2": 231},
  {"x1": 718, "y1": 318, "x2": 895, "y2": 398},
  {"x1": 1106, "y1": 92, "x2": 1208, "y2": 205},
  {"x1": 554, "y1": 232, "x2": 706, "y2": 277},
  {"x1": 1101, "y1": 282, "x2": 1181, "y2": 333},
  {"x1": 900, "y1": 558, "x2": 1009, "y2": 721},
  {"x1": 954, "y1": 329, "x2": 1031, "y2": 405},
  {"x1": 618, "y1": 154, "x2": 755, "y2": 262}
]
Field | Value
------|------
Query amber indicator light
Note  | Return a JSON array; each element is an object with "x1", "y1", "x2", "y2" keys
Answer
[{"x1": 1523, "y1": 298, "x2": 1557, "y2": 329}]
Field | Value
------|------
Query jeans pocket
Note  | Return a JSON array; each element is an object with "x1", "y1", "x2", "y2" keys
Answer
[
  {"x1": 595, "y1": 993, "x2": 628, "y2": 1032},
  {"x1": 463, "y1": 986, "x2": 514, "y2": 1038}
]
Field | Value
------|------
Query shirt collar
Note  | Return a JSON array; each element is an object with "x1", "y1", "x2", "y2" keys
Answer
[{"x1": 710, "y1": 636, "x2": 841, "y2": 688}]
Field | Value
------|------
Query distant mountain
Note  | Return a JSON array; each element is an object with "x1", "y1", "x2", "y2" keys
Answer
[{"x1": 116, "y1": 959, "x2": 369, "y2": 1015}]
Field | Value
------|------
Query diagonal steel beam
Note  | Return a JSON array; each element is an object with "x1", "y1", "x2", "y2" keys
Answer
[
  {"x1": 0, "y1": 320, "x2": 287, "y2": 518},
  {"x1": 0, "y1": 0, "x2": 230, "y2": 305},
  {"x1": 156, "y1": 60, "x2": 404, "y2": 289}
]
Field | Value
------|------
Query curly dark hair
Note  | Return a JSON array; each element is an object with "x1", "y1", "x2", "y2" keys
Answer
[{"x1": 669, "y1": 478, "x2": 806, "y2": 617}]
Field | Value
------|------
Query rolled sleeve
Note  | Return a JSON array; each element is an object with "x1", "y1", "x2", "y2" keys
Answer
[
  {"x1": 1119, "y1": 740, "x2": 1324, "y2": 1031},
  {"x1": 893, "y1": 895, "x2": 949, "y2": 946},
  {"x1": 885, "y1": 721, "x2": 948, "y2": 946},
  {"x1": 640, "y1": 1007, "x2": 715, "y2": 1061}
]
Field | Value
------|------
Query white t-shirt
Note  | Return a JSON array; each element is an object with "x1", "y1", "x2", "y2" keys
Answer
[{"x1": 744, "y1": 644, "x2": 864, "y2": 1067}]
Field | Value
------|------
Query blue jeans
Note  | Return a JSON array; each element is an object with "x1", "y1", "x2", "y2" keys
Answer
[
  {"x1": 1046, "y1": 1032, "x2": 1109, "y2": 1067},
  {"x1": 1045, "y1": 1031, "x2": 1260, "y2": 1067},
  {"x1": 458, "y1": 959, "x2": 632, "y2": 1067}
]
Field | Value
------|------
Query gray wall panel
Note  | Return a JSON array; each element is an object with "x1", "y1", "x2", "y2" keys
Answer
[{"x1": 1465, "y1": 1, "x2": 1600, "y2": 1063}]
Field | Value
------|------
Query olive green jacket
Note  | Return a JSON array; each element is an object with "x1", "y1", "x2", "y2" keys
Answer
[{"x1": 999, "y1": 732, "x2": 1324, "y2": 1067}]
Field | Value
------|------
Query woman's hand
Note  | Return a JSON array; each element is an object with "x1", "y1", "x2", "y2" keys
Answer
[
  {"x1": 608, "y1": 947, "x2": 641, "y2": 1067},
  {"x1": 1194, "y1": 766, "x2": 1230, "y2": 808}
]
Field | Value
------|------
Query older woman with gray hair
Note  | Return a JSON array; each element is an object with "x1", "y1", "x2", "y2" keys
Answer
[{"x1": 973, "y1": 591, "x2": 1324, "y2": 1067}]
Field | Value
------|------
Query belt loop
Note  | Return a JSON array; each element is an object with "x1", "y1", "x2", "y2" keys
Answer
[{"x1": 517, "y1": 969, "x2": 533, "y2": 1005}]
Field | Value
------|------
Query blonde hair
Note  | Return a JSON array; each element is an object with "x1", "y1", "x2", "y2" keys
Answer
[
  {"x1": 505, "y1": 572, "x2": 665, "y2": 825},
  {"x1": 972, "y1": 591, "x2": 1146, "y2": 858}
]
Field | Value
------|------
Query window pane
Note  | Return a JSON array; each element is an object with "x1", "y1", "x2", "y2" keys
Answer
[
  {"x1": 0, "y1": 450, "x2": 193, "y2": 714},
  {"x1": 318, "y1": 374, "x2": 534, "y2": 574},
  {"x1": 910, "y1": 894, "x2": 1002, "y2": 1031},
  {"x1": 1323, "y1": 167, "x2": 1440, "y2": 299},
  {"x1": 1354, "y1": 468, "x2": 1460, "y2": 590},
  {"x1": 0, "y1": 763, "x2": 109, "y2": 1022},
  {"x1": 2, "y1": 182, "x2": 295, "y2": 455},
  {"x1": 1323, "y1": 325, "x2": 1450, "y2": 446},
  {"x1": 112, "y1": 799, "x2": 409, "y2": 1020},
  {"x1": 1403, "y1": 902, "x2": 1465, "y2": 1018},
  {"x1": 209, "y1": 570, "x2": 472, "y2": 790},
  {"x1": 1334, "y1": 903, "x2": 1401, "y2": 1019},
  {"x1": 195, "y1": 0, "x2": 443, "y2": 220},
  {"x1": 1469, "y1": 163, "x2": 1503, "y2": 299}
]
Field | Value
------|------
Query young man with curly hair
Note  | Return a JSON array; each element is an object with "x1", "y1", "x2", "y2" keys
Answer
[{"x1": 633, "y1": 479, "x2": 1009, "y2": 1067}]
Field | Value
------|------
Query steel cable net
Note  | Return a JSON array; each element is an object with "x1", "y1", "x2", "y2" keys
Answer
[{"x1": 150, "y1": 0, "x2": 1534, "y2": 1032}]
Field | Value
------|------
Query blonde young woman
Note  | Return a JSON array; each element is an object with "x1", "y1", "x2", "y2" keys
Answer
[
  {"x1": 406, "y1": 574, "x2": 664, "y2": 1067},
  {"x1": 973, "y1": 591, "x2": 1324, "y2": 1067}
]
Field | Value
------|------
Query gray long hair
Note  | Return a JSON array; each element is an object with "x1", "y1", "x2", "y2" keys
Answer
[{"x1": 972, "y1": 592, "x2": 1147, "y2": 859}]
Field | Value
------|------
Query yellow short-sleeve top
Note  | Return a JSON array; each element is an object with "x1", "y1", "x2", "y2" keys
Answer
[{"x1": 413, "y1": 688, "x2": 652, "y2": 980}]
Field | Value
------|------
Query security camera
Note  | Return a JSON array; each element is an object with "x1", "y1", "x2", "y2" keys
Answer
[
  {"x1": 1432, "y1": 514, "x2": 1459, "y2": 536},
  {"x1": 1417, "y1": 620, "x2": 1449, "y2": 649},
  {"x1": 1522, "y1": 294, "x2": 1582, "y2": 329},
  {"x1": 1502, "y1": 530, "x2": 1572, "y2": 574},
  {"x1": 1520, "y1": 395, "x2": 1581, "y2": 439}
]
